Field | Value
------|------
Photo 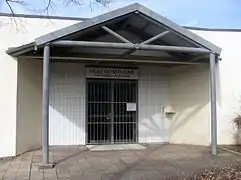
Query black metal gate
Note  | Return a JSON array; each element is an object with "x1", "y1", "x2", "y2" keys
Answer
[{"x1": 87, "y1": 79, "x2": 138, "y2": 144}]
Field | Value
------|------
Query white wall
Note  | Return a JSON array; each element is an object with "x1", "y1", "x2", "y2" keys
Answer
[
  {"x1": 192, "y1": 30, "x2": 241, "y2": 144},
  {"x1": 16, "y1": 59, "x2": 42, "y2": 154},
  {"x1": 169, "y1": 64, "x2": 211, "y2": 145},
  {"x1": 49, "y1": 63, "x2": 86, "y2": 145},
  {"x1": 0, "y1": 16, "x2": 78, "y2": 157},
  {"x1": 138, "y1": 65, "x2": 169, "y2": 143},
  {"x1": 0, "y1": 39, "x2": 17, "y2": 157}
]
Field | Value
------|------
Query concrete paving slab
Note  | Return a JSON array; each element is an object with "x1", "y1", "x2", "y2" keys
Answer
[{"x1": 0, "y1": 144, "x2": 241, "y2": 180}]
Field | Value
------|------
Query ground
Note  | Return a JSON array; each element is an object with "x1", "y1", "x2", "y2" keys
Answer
[{"x1": 0, "y1": 144, "x2": 241, "y2": 180}]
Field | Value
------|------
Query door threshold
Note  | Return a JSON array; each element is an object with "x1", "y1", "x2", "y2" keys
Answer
[{"x1": 87, "y1": 144, "x2": 146, "y2": 151}]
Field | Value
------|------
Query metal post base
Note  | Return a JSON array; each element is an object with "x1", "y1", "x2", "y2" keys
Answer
[{"x1": 38, "y1": 163, "x2": 55, "y2": 169}]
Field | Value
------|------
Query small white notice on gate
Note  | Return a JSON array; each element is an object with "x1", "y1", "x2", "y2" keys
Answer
[{"x1": 127, "y1": 103, "x2": 136, "y2": 111}]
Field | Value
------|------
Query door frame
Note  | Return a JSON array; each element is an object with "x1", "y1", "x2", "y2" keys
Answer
[{"x1": 85, "y1": 78, "x2": 139, "y2": 145}]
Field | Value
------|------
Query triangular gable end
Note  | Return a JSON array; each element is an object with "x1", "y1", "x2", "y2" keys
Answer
[{"x1": 35, "y1": 3, "x2": 221, "y2": 55}]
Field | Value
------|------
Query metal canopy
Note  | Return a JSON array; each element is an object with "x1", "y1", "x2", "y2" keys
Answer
[
  {"x1": 33, "y1": 3, "x2": 221, "y2": 54},
  {"x1": 6, "y1": 3, "x2": 221, "y2": 57}
]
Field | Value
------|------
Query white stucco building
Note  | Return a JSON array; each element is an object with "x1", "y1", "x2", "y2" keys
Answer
[{"x1": 1, "y1": 4, "x2": 241, "y2": 163}]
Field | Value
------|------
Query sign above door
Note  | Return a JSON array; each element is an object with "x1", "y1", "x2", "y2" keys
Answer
[{"x1": 86, "y1": 67, "x2": 138, "y2": 79}]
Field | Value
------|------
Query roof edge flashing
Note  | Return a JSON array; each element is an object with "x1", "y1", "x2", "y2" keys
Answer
[{"x1": 6, "y1": 42, "x2": 36, "y2": 57}]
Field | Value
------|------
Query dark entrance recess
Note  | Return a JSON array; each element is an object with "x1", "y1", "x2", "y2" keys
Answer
[{"x1": 87, "y1": 79, "x2": 138, "y2": 144}]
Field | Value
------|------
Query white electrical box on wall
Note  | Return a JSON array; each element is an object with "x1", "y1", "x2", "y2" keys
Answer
[{"x1": 164, "y1": 105, "x2": 175, "y2": 114}]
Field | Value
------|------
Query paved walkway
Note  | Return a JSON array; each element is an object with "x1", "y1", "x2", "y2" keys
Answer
[{"x1": 0, "y1": 144, "x2": 241, "y2": 180}]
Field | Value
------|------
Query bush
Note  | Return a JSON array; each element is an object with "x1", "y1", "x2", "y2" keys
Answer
[
  {"x1": 233, "y1": 115, "x2": 241, "y2": 129},
  {"x1": 186, "y1": 166, "x2": 241, "y2": 180}
]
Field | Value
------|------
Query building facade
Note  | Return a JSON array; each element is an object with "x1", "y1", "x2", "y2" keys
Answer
[{"x1": 0, "y1": 4, "x2": 240, "y2": 158}]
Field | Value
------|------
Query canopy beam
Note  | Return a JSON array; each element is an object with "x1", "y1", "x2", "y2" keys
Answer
[
  {"x1": 52, "y1": 40, "x2": 210, "y2": 53},
  {"x1": 101, "y1": 26, "x2": 132, "y2": 43},
  {"x1": 141, "y1": 30, "x2": 170, "y2": 45},
  {"x1": 123, "y1": 30, "x2": 170, "y2": 55},
  {"x1": 20, "y1": 55, "x2": 203, "y2": 65}
]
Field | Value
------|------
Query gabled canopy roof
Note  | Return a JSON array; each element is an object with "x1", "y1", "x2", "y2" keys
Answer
[{"x1": 7, "y1": 3, "x2": 221, "y2": 57}]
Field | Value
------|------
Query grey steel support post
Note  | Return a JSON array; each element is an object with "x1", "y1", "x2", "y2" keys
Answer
[
  {"x1": 40, "y1": 44, "x2": 53, "y2": 169},
  {"x1": 209, "y1": 52, "x2": 217, "y2": 156}
]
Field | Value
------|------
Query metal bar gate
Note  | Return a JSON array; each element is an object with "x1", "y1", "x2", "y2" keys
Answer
[{"x1": 87, "y1": 79, "x2": 138, "y2": 144}]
